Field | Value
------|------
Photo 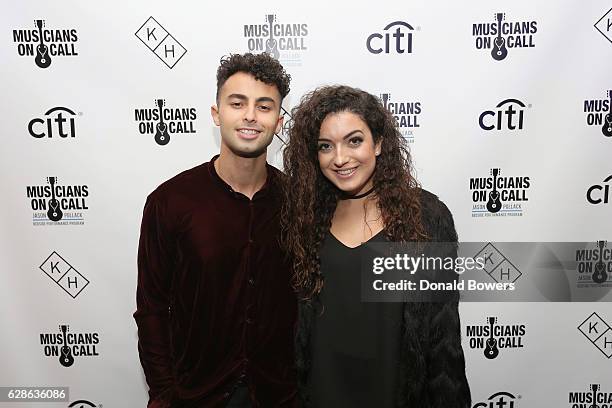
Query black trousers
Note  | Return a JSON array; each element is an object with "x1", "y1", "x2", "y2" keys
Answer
[{"x1": 225, "y1": 385, "x2": 251, "y2": 408}]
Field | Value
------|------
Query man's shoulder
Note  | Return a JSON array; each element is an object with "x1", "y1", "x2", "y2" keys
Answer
[
  {"x1": 148, "y1": 162, "x2": 209, "y2": 201},
  {"x1": 266, "y1": 162, "x2": 285, "y2": 178},
  {"x1": 266, "y1": 162, "x2": 287, "y2": 190}
]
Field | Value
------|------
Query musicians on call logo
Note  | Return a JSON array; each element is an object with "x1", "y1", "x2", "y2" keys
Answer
[
  {"x1": 584, "y1": 90, "x2": 612, "y2": 138},
  {"x1": 39, "y1": 325, "x2": 100, "y2": 367},
  {"x1": 472, "y1": 13, "x2": 537, "y2": 61},
  {"x1": 568, "y1": 384, "x2": 612, "y2": 407},
  {"x1": 576, "y1": 241, "x2": 611, "y2": 287},
  {"x1": 134, "y1": 99, "x2": 197, "y2": 145},
  {"x1": 379, "y1": 92, "x2": 421, "y2": 142},
  {"x1": 12, "y1": 19, "x2": 78, "y2": 68},
  {"x1": 470, "y1": 168, "x2": 531, "y2": 217},
  {"x1": 26, "y1": 177, "x2": 89, "y2": 225},
  {"x1": 466, "y1": 317, "x2": 526, "y2": 360},
  {"x1": 243, "y1": 14, "x2": 308, "y2": 66}
]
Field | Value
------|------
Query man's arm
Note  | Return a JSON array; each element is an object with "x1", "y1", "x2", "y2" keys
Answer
[{"x1": 134, "y1": 193, "x2": 176, "y2": 407}]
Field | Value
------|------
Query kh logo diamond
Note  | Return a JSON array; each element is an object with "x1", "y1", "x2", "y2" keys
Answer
[
  {"x1": 595, "y1": 8, "x2": 612, "y2": 44},
  {"x1": 39, "y1": 251, "x2": 89, "y2": 298},
  {"x1": 135, "y1": 16, "x2": 187, "y2": 68},
  {"x1": 578, "y1": 312, "x2": 612, "y2": 358},
  {"x1": 474, "y1": 242, "x2": 522, "y2": 283}
]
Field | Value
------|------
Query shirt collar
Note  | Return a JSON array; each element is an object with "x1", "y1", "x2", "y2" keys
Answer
[{"x1": 207, "y1": 155, "x2": 276, "y2": 200}]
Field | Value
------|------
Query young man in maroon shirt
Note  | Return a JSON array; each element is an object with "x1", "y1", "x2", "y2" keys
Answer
[{"x1": 134, "y1": 53, "x2": 297, "y2": 408}]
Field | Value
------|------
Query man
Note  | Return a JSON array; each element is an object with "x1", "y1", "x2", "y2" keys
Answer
[{"x1": 134, "y1": 53, "x2": 297, "y2": 408}]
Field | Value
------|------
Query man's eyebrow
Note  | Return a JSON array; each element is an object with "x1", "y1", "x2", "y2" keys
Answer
[
  {"x1": 225, "y1": 94, "x2": 277, "y2": 106},
  {"x1": 318, "y1": 129, "x2": 363, "y2": 142},
  {"x1": 226, "y1": 93, "x2": 248, "y2": 101},
  {"x1": 256, "y1": 96, "x2": 277, "y2": 105}
]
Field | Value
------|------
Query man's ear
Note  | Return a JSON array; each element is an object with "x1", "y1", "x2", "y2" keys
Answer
[
  {"x1": 275, "y1": 113, "x2": 284, "y2": 135},
  {"x1": 211, "y1": 105, "x2": 220, "y2": 126}
]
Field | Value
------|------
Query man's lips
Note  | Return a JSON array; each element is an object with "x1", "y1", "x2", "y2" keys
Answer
[{"x1": 236, "y1": 128, "x2": 262, "y2": 140}]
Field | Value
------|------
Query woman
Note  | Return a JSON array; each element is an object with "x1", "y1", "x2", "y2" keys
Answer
[{"x1": 282, "y1": 85, "x2": 471, "y2": 407}]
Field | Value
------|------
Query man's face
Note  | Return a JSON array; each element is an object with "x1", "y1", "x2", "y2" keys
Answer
[{"x1": 211, "y1": 72, "x2": 283, "y2": 158}]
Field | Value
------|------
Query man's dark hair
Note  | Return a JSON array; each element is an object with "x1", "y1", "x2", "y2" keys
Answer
[{"x1": 216, "y1": 53, "x2": 291, "y2": 103}]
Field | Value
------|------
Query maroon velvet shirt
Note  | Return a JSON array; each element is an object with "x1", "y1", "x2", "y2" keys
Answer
[{"x1": 134, "y1": 156, "x2": 297, "y2": 407}]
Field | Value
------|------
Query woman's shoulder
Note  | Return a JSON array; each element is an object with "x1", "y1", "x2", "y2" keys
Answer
[{"x1": 417, "y1": 188, "x2": 458, "y2": 242}]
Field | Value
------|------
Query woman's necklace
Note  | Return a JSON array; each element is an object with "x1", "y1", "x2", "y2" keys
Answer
[{"x1": 340, "y1": 186, "x2": 375, "y2": 200}]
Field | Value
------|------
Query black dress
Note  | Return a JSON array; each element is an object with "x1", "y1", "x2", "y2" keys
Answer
[
  {"x1": 295, "y1": 190, "x2": 472, "y2": 408},
  {"x1": 310, "y1": 230, "x2": 403, "y2": 408}
]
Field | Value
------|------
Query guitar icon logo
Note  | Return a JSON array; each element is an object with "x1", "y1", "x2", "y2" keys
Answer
[
  {"x1": 590, "y1": 384, "x2": 600, "y2": 408},
  {"x1": 592, "y1": 241, "x2": 609, "y2": 284},
  {"x1": 265, "y1": 14, "x2": 280, "y2": 59},
  {"x1": 154, "y1": 99, "x2": 170, "y2": 145},
  {"x1": 381, "y1": 93, "x2": 390, "y2": 110},
  {"x1": 486, "y1": 168, "x2": 502, "y2": 213},
  {"x1": 58, "y1": 325, "x2": 75, "y2": 367},
  {"x1": 34, "y1": 20, "x2": 51, "y2": 68},
  {"x1": 491, "y1": 13, "x2": 508, "y2": 61},
  {"x1": 602, "y1": 90, "x2": 612, "y2": 137},
  {"x1": 484, "y1": 316, "x2": 500, "y2": 359},
  {"x1": 46, "y1": 177, "x2": 63, "y2": 222}
]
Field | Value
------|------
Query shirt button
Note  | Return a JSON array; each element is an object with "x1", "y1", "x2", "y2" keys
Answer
[{"x1": 248, "y1": 277, "x2": 255, "y2": 285}]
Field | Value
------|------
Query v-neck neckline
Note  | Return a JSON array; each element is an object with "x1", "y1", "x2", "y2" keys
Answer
[{"x1": 328, "y1": 229, "x2": 385, "y2": 249}]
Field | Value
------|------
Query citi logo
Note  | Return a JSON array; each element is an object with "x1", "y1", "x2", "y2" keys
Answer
[
  {"x1": 366, "y1": 21, "x2": 414, "y2": 54},
  {"x1": 29, "y1": 107, "x2": 79, "y2": 138},
  {"x1": 68, "y1": 400, "x2": 97, "y2": 407},
  {"x1": 479, "y1": 99, "x2": 529, "y2": 131},
  {"x1": 473, "y1": 391, "x2": 518, "y2": 408},
  {"x1": 586, "y1": 175, "x2": 612, "y2": 205}
]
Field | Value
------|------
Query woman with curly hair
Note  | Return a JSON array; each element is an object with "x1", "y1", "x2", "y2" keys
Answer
[{"x1": 281, "y1": 85, "x2": 471, "y2": 407}]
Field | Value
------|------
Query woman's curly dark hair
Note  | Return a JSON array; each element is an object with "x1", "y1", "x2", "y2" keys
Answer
[
  {"x1": 216, "y1": 53, "x2": 291, "y2": 103},
  {"x1": 282, "y1": 85, "x2": 428, "y2": 300}
]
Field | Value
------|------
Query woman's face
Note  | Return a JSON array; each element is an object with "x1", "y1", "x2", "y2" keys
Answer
[{"x1": 317, "y1": 111, "x2": 381, "y2": 196}]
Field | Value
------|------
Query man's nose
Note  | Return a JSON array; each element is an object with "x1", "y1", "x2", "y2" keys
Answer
[{"x1": 243, "y1": 104, "x2": 256, "y2": 122}]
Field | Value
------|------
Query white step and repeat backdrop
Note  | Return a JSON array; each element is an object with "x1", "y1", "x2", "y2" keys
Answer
[{"x1": 1, "y1": 0, "x2": 612, "y2": 406}]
